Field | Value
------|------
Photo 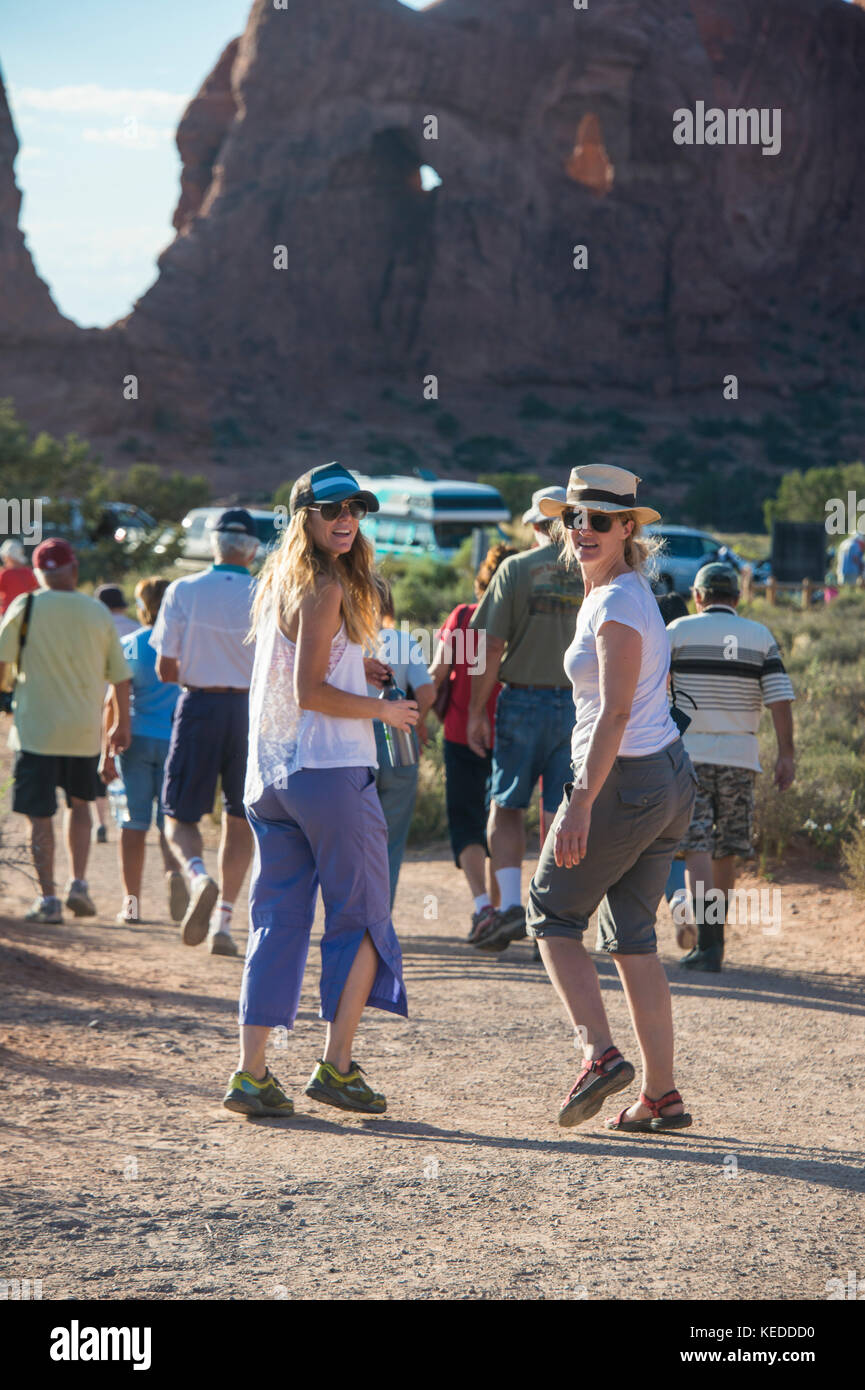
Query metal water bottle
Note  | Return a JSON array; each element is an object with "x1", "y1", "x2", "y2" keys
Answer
[{"x1": 378, "y1": 677, "x2": 419, "y2": 768}]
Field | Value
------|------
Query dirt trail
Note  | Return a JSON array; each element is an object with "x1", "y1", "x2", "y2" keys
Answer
[{"x1": 1, "y1": 793, "x2": 863, "y2": 1301}]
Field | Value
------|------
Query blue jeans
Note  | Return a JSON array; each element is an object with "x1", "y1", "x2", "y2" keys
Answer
[
  {"x1": 117, "y1": 735, "x2": 171, "y2": 831},
  {"x1": 491, "y1": 685, "x2": 573, "y2": 814},
  {"x1": 374, "y1": 723, "x2": 419, "y2": 907}
]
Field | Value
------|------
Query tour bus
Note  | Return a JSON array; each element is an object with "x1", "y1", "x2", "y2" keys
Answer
[{"x1": 353, "y1": 474, "x2": 511, "y2": 561}]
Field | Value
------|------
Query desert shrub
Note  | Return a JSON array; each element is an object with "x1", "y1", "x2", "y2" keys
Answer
[
  {"x1": 744, "y1": 591, "x2": 865, "y2": 863},
  {"x1": 453, "y1": 435, "x2": 530, "y2": 472},
  {"x1": 100, "y1": 463, "x2": 210, "y2": 523},
  {"x1": 841, "y1": 823, "x2": 865, "y2": 902},
  {"x1": 518, "y1": 393, "x2": 558, "y2": 421},
  {"x1": 433, "y1": 411, "x2": 461, "y2": 439},
  {"x1": 365, "y1": 436, "x2": 419, "y2": 468},
  {"x1": 547, "y1": 432, "x2": 615, "y2": 473},
  {"x1": 763, "y1": 461, "x2": 865, "y2": 530},
  {"x1": 380, "y1": 555, "x2": 468, "y2": 628},
  {"x1": 477, "y1": 471, "x2": 544, "y2": 519}
]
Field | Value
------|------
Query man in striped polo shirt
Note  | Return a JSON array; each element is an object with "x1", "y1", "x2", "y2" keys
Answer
[{"x1": 667, "y1": 563, "x2": 795, "y2": 972}]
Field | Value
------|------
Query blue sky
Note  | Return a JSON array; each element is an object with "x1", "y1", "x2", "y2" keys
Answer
[{"x1": 2, "y1": 0, "x2": 437, "y2": 327}]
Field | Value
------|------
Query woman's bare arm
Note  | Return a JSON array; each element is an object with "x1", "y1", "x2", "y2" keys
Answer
[{"x1": 294, "y1": 582, "x2": 417, "y2": 727}]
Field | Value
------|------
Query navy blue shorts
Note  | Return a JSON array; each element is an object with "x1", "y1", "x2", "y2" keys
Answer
[{"x1": 161, "y1": 689, "x2": 249, "y2": 822}]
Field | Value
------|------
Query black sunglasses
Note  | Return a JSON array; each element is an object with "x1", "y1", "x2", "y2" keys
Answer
[
  {"x1": 307, "y1": 498, "x2": 368, "y2": 522},
  {"x1": 561, "y1": 508, "x2": 615, "y2": 533}
]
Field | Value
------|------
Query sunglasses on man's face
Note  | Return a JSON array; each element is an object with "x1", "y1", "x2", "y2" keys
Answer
[
  {"x1": 308, "y1": 498, "x2": 368, "y2": 522},
  {"x1": 561, "y1": 508, "x2": 614, "y2": 533}
]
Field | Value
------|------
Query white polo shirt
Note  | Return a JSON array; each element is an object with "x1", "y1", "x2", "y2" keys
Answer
[{"x1": 150, "y1": 565, "x2": 256, "y2": 688}]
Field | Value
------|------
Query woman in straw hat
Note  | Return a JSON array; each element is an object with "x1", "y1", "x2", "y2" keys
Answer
[{"x1": 526, "y1": 464, "x2": 698, "y2": 1133}]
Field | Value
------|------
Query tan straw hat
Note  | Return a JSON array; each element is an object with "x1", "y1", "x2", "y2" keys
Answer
[{"x1": 539, "y1": 464, "x2": 660, "y2": 525}]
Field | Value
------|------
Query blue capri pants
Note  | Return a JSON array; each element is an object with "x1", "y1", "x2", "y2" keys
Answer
[{"x1": 240, "y1": 765, "x2": 408, "y2": 1030}]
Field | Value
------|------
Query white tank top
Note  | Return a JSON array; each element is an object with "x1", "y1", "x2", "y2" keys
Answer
[{"x1": 244, "y1": 602, "x2": 377, "y2": 805}]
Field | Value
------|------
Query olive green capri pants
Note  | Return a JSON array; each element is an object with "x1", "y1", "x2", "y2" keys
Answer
[{"x1": 526, "y1": 738, "x2": 698, "y2": 955}]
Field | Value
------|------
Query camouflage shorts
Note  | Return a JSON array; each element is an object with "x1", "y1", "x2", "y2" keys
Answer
[{"x1": 680, "y1": 763, "x2": 756, "y2": 860}]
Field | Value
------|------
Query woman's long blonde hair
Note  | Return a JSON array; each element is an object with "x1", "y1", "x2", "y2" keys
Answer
[
  {"x1": 248, "y1": 509, "x2": 379, "y2": 649},
  {"x1": 554, "y1": 510, "x2": 661, "y2": 579}
]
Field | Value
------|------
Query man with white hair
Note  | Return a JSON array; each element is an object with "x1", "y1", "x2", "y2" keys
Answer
[
  {"x1": 521, "y1": 486, "x2": 568, "y2": 548},
  {"x1": 0, "y1": 538, "x2": 131, "y2": 922},
  {"x1": 151, "y1": 509, "x2": 258, "y2": 955},
  {"x1": 0, "y1": 538, "x2": 39, "y2": 616}
]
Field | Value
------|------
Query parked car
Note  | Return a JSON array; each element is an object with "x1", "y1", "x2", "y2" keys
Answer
[
  {"x1": 23, "y1": 499, "x2": 158, "y2": 553},
  {"x1": 645, "y1": 525, "x2": 728, "y2": 594},
  {"x1": 157, "y1": 507, "x2": 285, "y2": 567}
]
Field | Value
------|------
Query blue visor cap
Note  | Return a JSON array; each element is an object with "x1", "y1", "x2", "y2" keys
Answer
[{"x1": 289, "y1": 462, "x2": 380, "y2": 517}]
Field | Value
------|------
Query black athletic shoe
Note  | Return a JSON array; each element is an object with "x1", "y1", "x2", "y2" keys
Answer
[{"x1": 679, "y1": 946, "x2": 723, "y2": 972}]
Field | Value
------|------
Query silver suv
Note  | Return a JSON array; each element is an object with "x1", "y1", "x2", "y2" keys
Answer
[{"x1": 645, "y1": 525, "x2": 725, "y2": 594}]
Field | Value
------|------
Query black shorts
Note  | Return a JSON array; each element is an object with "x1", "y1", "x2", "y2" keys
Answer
[
  {"x1": 443, "y1": 737, "x2": 492, "y2": 865},
  {"x1": 12, "y1": 750, "x2": 102, "y2": 819},
  {"x1": 161, "y1": 688, "x2": 249, "y2": 822}
]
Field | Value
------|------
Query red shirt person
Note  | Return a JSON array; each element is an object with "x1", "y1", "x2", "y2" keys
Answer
[
  {"x1": 429, "y1": 543, "x2": 516, "y2": 941},
  {"x1": 0, "y1": 540, "x2": 39, "y2": 615}
]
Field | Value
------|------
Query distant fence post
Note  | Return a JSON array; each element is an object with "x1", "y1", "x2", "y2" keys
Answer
[
  {"x1": 766, "y1": 576, "x2": 777, "y2": 606},
  {"x1": 801, "y1": 577, "x2": 812, "y2": 609},
  {"x1": 741, "y1": 567, "x2": 753, "y2": 603}
]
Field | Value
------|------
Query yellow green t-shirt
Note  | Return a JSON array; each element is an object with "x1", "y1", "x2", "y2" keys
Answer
[{"x1": 0, "y1": 589, "x2": 131, "y2": 757}]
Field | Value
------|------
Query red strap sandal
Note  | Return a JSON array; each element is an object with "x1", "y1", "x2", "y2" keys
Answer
[
  {"x1": 607, "y1": 1088, "x2": 693, "y2": 1133},
  {"x1": 557, "y1": 1045, "x2": 635, "y2": 1129}
]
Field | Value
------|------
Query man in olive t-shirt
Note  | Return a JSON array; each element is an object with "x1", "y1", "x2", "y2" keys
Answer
[
  {"x1": 0, "y1": 539, "x2": 131, "y2": 923},
  {"x1": 467, "y1": 527, "x2": 582, "y2": 949}
]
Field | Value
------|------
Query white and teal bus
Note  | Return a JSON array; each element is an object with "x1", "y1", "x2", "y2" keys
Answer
[{"x1": 354, "y1": 474, "x2": 511, "y2": 561}]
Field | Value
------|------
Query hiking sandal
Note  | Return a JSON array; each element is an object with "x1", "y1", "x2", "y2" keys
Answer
[
  {"x1": 558, "y1": 1045, "x2": 635, "y2": 1128},
  {"x1": 606, "y1": 1088, "x2": 692, "y2": 1133}
]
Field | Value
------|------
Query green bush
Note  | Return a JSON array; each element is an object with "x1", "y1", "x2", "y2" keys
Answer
[
  {"x1": 547, "y1": 433, "x2": 614, "y2": 473},
  {"x1": 100, "y1": 463, "x2": 210, "y2": 523},
  {"x1": 744, "y1": 590, "x2": 865, "y2": 863},
  {"x1": 518, "y1": 393, "x2": 558, "y2": 421},
  {"x1": 453, "y1": 435, "x2": 529, "y2": 472},
  {"x1": 763, "y1": 461, "x2": 865, "y2": 531},
  {"x1": 433, "y1": 411, "x2": 461, "y2": 440},
  {"x1": 476, "y1": 471, "x2": 544, "y2": 519}
]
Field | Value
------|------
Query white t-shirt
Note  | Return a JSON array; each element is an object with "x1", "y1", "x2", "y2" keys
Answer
[
  {"x1": 564, "y1": 570, "x2": 678, "y2": 773},
  {"x1": 150, "y1": 565, "x2": 256, "y2": 688}
]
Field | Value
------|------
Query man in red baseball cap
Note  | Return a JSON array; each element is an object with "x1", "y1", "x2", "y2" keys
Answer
[{"x1": 0, "y1": 539, "x2": 132, "y2": 923}]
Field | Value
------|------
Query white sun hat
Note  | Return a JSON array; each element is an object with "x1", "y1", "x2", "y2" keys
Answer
[{"x1": 539, "y1": 464, "x2": 660, "y2": 525}]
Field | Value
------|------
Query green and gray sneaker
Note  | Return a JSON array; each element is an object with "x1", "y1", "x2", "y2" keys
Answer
[
  {"x1": 223, "y1": 1068, "x2": 294, "y2": 1116},
  {"x1": 304, "y1": 1059, "x2": 386, "y2": 1114}
]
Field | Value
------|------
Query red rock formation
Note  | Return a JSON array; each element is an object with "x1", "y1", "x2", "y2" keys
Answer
[
  {"x1": 173, "y1": 38, "x2": 239, "y2": 234},
  {"x1": 0, "y1": 66, "x2": 72, "y2": 342},
  {"x1": 1, "y1": 0, "x2": 864, "y2": 451}
]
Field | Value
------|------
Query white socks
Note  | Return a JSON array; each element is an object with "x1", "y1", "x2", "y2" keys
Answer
[
  {"x1": 187, "y1": 857, "x2": 207, "y2": 880},
  {"x1": 211, "y1": 900, "x2": 233, "y2": 936},
  {"x1": 473, "y1": 893, "x2": 492, "y2": 913},
  {"x1": 495, "y1": 868, "x2": 522, "y2": 912}
]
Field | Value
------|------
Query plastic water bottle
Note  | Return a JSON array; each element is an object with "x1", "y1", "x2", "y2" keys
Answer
[
  {"x1": 107, "y1": 778, "x2": 128, "y2": 828},
  {"x1": 378, "y1": 678, "x2": 418, "y2": 768}
]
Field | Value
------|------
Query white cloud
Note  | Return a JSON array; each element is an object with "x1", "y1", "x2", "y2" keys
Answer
[
  {"x1": 10, "y1": 84, "x2": 187, "y2": 120},
  {"x1": 82, "y1": 123, "x2": 175, "y2": 150}
]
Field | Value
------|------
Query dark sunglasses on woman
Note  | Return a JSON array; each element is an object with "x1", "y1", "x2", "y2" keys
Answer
[
  {"x1": 307, "y1": 498, "x2": 368, "y2": 521},
  {"x1": 561, "y1": 508, "x2": 615, "y2": 533}
]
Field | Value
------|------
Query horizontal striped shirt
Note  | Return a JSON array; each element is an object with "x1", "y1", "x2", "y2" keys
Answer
[{"x1": 667, "y1": 606, "x2": 794, "y2": 772}]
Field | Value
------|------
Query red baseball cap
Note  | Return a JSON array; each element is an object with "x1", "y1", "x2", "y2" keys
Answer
[{"x1": 33, "y1": 537, "x2": 76, "y2": 571}]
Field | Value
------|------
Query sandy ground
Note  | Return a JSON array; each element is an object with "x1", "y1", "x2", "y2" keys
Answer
[{"x1": 1, "y1": 788, "x2": 864, "y2": 1302}]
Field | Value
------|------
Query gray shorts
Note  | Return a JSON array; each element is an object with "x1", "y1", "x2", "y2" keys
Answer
[{"x1": 526, "y1": 738, "x2": 698, "y2": 955}]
